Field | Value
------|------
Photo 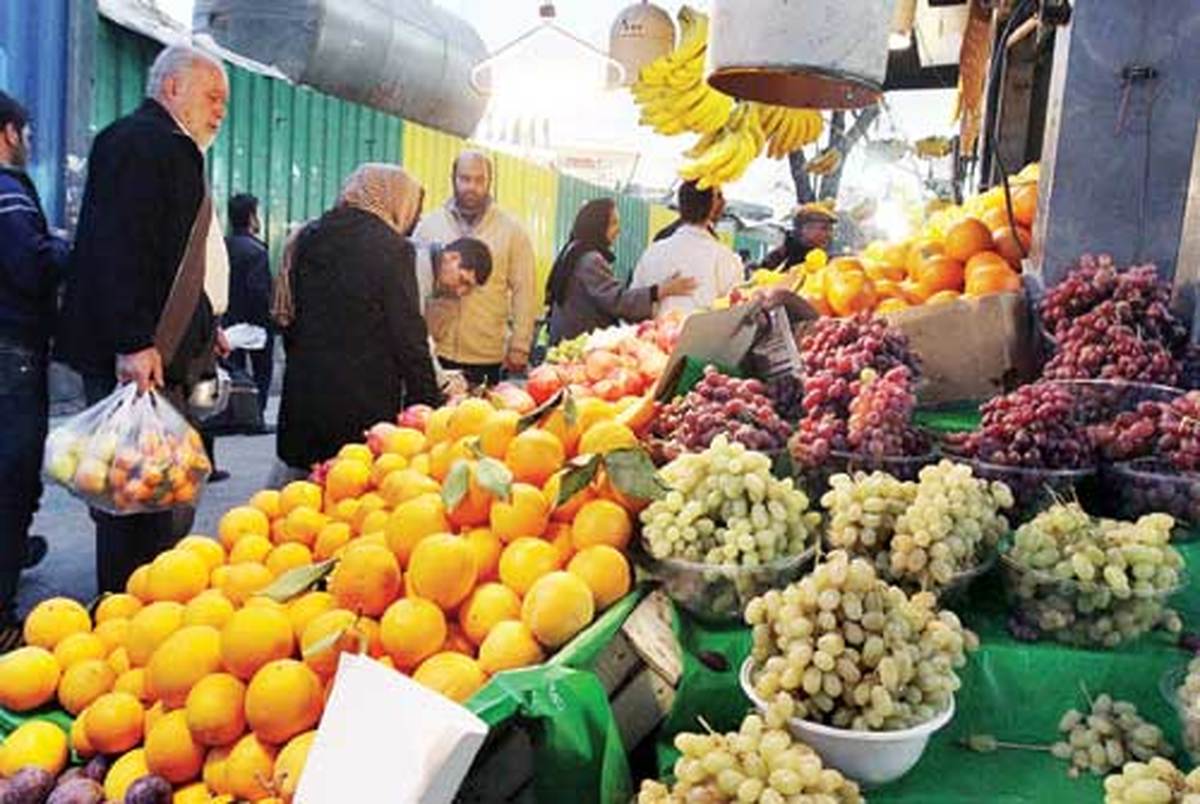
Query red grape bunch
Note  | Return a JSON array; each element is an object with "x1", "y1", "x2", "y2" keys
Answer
[
  {"x1": 799, "y1": 313, "x2": 921, "y2": 418},
  {"x1": 847, "y1": 366, "x2": 927, "y2": 458},
  {"x1": 651, "y1": 366, "x2": 792, "y2": 458},
  {"x1": 959, "y1": 382, "x2": 1094, "y2": 468},
  {"x1": 1090, "y1": 391, "x2": 1200, "y2": 471}
]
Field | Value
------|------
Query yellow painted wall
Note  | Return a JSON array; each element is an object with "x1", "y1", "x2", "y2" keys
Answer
[
  {"x1": 493, "y1": 152, "x2": 558, "y2": 307},
  {"x1": 648, "y1": 203, "x2": 676, "y2": 245},
  {"x1": 401, "y1": 121, "x2": 468, "y2": 211}
]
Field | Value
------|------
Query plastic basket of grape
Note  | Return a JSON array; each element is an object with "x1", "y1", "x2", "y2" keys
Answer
[
  {"x1": 1048, "y1": 379, "x2": 1182, "y2": 426},
  {"x1": 1161, "y1": 662, "x2": 1200, "y2": 765},
  {"x1": 999, "y1": 555, "x2": 1184, "y2": 648},
  {"x1": 952, "y1": 456, "x2": 1096, "y2": 521},
  {"x1": 1101, "y1": 460, "x2": 1200, "y2": 541},
  {"x1": 739, "y1": 659, "x2": 954, "y2": 787},
  {"x1": 631, "y1": 544, "x2": 814, "y2": 624},
  {"x1": 794, "y1": 449, "x2": 938, "y2": 502}
]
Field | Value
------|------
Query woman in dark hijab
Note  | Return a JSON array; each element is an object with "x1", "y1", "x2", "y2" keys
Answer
[{"x1": 545, "y1": 198, "x2": 695, "y2": 344}]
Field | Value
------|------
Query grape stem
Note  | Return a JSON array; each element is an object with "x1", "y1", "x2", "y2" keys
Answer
[{"x1": 958, "y1": 736, "x2": 1052, "y2": 753}]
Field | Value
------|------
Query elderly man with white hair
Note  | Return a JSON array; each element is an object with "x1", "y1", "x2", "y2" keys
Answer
[{"x1": 58, "y1": 43, "x2": 230, "y2": 593}]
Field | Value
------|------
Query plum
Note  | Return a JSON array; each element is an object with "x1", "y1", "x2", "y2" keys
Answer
[
  {"x1": 1, "y1": 767, "x2": 55, "y2": 803},
  {"x1": 80, "y1": 758, "x2": 110, "y2": 785},
  {"x1": 46, "y1": 779, "x2": 104, "y2": 804},
  {"x1": 120, "y1": 776, "x2": 171, "y2": 804}
]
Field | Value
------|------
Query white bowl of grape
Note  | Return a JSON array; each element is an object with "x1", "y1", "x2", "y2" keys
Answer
[{"x1": 740, "y1": 659, "x2": 954, "y2": 787}]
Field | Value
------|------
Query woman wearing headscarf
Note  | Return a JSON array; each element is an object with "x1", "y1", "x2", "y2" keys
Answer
[
  {"x1": 277, "y1": 164, "x2": 441, "y2": 476},
  {"x1": 546, "y1": 198, "x2": 695, "y2": 345}
]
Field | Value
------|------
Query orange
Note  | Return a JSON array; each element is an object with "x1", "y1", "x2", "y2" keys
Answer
[
  {"x1": 567, "y1": 546, "x2": 632, "y2": 610},
  {"x1": 441, "y1": 624, "x2": 475, "y2": 656},
  {"x1": 409, "y1": 453, "x2": 431, "y2": 476},
  {"x1": 226, "y1": 733, "x2": 278, "y2": 801},
  {"x1": 385, "y1": 493, "x2": 449, "y2": 567},
  {"x1": 378, "y1": 468, "x2": 439, "y2": 507},
  {"x1": 965, "y1": 262, "x2": 1023, "y2": 297},
  {"x1": 280, "y1": 505, "x2": 328, "y2": 547},
  {"x1": 543, "y1": 471, "x2": 597, "y2": 523},
  {"x1": 349, "y1": 492, "x2": 387, "y2": 533},
  {"x1": 249, "y1": 489, "x2": 282, "y2": 519},
  {"x1": 358, "y1": 510, "x2": 390, "y2": 539},
  {"x1": 70, "y1": 713, "x2": 95, "y2": 758},
  {"x1": 925, "y1": 289, "x2": 962, "y2": 305},
  {"x1": 428, "y1": 442, "x2": 453, "y2": 482},
  {"x1": 547, "y1": 522, "x2": 575, "y2": 565},
  {"x1": 287, "y1": 591, "x2": 336, "y2": 640},
  {"x1": 146, "y1": 548, "x2": 210, "y2": 603},
  {"x1": 979, "y1": 206, "x2": 1014, "y2": 231},
  {"x1": 964, "y1": 250, "x2": 1011, "y2": 283},
  {"x1": 458, "y1": 583, "x2": 522, "y2": 645},
  {"x1": 876, "y1": 297, "x2": 911, "y2": 315},
  {"x1": 172, "y1": 782, "x2": 212, "y2": 804},
  {"x1": 228, "y1": 534, "x2": 273, "y2": 565},
  {"x1": 107, "y1": 647, "x2": 131, "y2": 677},
  {"x1": 217, "y1": 506, "x2": 270, "y2": 551},
  {"x1": 328, "y1": 543, "x2": 402, "y2": 616},
  {"x1": 279, "y1": 481, "x2": 323, "y2": 516},
  {"x1": 498, "y1": 537, "x2": 562, "y2": 597},
  {"x1": 95, "y1": 592, "x2": 144, "y2": 624},
  {"x1": 464, "y1": 528, "x2": 502, "y2": 582},
  {"x1": 146, "y1": 625, "x2": 223, "y2": 708},
  {"x1": 220, "y1": 606, "x2": 296, "y2": 681},
  {"x1": 993, "y1": 225, "x2": 1031, "y2": 265},
  {"x1": 864, "y1": 259, "x2": 905, "y2": 282},
  {"x1": 53, "y1": 632, "x2": 107, "y2": 669},
  {"x1": 577, "y1": 420, "x2": 637, "y2": 457},
  {"x1": 57, "y1": 658, "x2": 115, "y2": 715},
  {"x1": 337, "y1": 443, "x2": 373, "y2": 464},
  {"x1": 914, "y1": 255, "x2": 965, "y2": 298},
  {"x1": 186, "y1": 672, "x2": 247, "y2": 747},
  {"x1": 84, "y1": 690, "x2": 144, "y2": 754},
  {"x1": 183, "y1": 589, "x2": 236, "y2": 630},
  {"x1": 273, "y1": 730, "x2": 316, "y2": 801},
  {"x1": 449, "y1": 398, "x2": 497, "y2": 441},
  {"x1": 412, "y1": 652, "x2": 487, "y2": 703},
  {"x1": 94, "y1": 618, "x2": 130, "y2": 654},
  {"x1": 127, "y1": 601, "x2": 185, "y2": 667},
  {"x1": 944, "y1": 218, "x2": 994, "y2": 262},
  {"x1": 1011, "y1": 183, "x2": 1037, "y2": 226},
  {"x1": 539, "y1": 407, "x2": 582, "y2": 456},
  {"x1": 330, "y1": 496, "x2": 363, "y2": 526},
  {"x1": 905, "y1": 238, "x2": 945, "y2": 277},
  {"x1": 489, "y1": 483, "x2": 550, "y2": 544},
  {"x1": 0, "y1": 719, "x2": 68, "y2": 777},
  {"x1": 505, "y1": 428, "x2": 565, "y2": 487},
  {"x1": 478, "y1": 620, "x2": 545, "y2": 675},
  {"x1": 103, "y1": 748, "x2": 150, "y2": 801},
  {"x1": 245, "y1": 659, "x2": 323, "y2": 744},
  {"x1": 446, "y1": 464, "x2": 496, "y2": 530},
  {"x1": 300, "y1": 609, "x2": 369, "y2": 678},
  {"x1": 176, "y1": 535, "x2": 226, "y2": 572},
  {"x1": 521, "y1": 571, "x2": 595, "y2": 648},
  {"x1": 114, "y1": 667, "x2": 149, "y2": 703},
  {"x1": 379, "y1": 598, "x2": 446, "y2": 670},
  {"x1": 879, "y1": 241, "x2": 910, "y2": 272},
  {"x1": 22, "y1": 597, "x2": 91, "y2": 650},
  {"x1": 381, "y1": 426, "x2": 427, "y2": 458},
  {"x1": 314, "y1": 521, "x2": 353, "y2": 560},
  {"x1": 406, "y1": 534, "x2": 478, "y2": 611},
  {"x1": 144, "y1": 708, "x2": 205, "y2": 783},
  {"x1": 266, "y1": 542, "x2": 314, "y2": 577},
  {"x1": 203, "y1": 745, "x2": 233, "y2": 795},
  {"x1": 217, "y1": 563, "x2": 273, "y2": 606},
  {"x1": 825, "y1": 269, "x2": 876, "y2": 317},
  {"x1": 425, "y1": 406, "x2": 453, "y2": 444},
  {"x1": 479, "y1": 409, "x2": 520, "y2": 459},
  {"x1": 325, "y1": 458, "x2": 371, "y2": 503},
  {"x1": 571, "y1": 500, "x2": 633, "y2": 551}
]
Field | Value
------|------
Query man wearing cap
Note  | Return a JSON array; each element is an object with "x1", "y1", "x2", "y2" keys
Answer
[{"x1": 758, "y1": 203, "x2": 837, "y2": 271}]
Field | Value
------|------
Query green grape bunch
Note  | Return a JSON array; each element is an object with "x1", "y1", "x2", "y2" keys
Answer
[
  {"x1": 1052, "y1": 694, "x2": 1174, "y2": 778},
  {"x1": 637, "y1": 708, "x2": 863, "y2": 804},
  {"x1": 640, "y1": 436, "x2": 821, "y2": 567},
  {"x1": 745, "y1": 550, "x2": 978, "y2": 731},
  {"x1": 1104, "y1": 757, "x2": 1200, "y2": 804},
  {"x1": 1004, "y1": 503, "x2": 1184, "y2": 647},
  {"x1": 1175, "y1": 657, "x2": 1200, "y2": 763}
]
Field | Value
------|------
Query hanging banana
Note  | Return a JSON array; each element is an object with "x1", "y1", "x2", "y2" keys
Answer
[
  {"x1": 805, "y1": 147, "x2": 844, "y2": 176},
  {"x1": 678, "y1": 102, "x2": 764, "y2": 190},
  {"x1": 632, "y1": 8, "x2": 734, "y2": 136},
  {"x1": 754, "y1": 103, "x2": 825, "y2": 159}
]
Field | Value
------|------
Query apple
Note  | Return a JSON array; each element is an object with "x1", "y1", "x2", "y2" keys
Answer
[
  {"x1": 365, "y1": 421, "x2": 400, "y2": 455},
  {"x1": 490, "y1": 382, "x2": 536, "y2": 413},
  {"x1": 585, "y1": 350, "x2": 620, "y2": 382},
  {"x1": 397, "y1": 404, "x2": 433, "y2": 431},
  {"x1": 526, "y1": 365, "x2": 564, "y2": 404}
]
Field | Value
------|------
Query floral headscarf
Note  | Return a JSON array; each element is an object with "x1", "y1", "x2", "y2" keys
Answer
[{"x1": 338, "y1": 163, "x2": 424, "y2": 235}]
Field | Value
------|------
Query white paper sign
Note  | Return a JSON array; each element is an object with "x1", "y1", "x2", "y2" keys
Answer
[{"x1": 295, "y1": 654, "x2": 489, "y2": 804}]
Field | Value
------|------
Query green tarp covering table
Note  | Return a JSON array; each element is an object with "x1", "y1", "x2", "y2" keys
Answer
[{"x1": 653, "y1": 543, "x2": 1200, "y2": 803}]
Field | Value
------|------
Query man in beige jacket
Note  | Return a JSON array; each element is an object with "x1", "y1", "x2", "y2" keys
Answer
[{"x1": 414, "y1": 151, "x2": 536, "y2": 385}]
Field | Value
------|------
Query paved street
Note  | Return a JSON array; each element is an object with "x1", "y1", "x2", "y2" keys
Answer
[{"x1": 16, "y1": 400, "x2": 284, "y2": 616}]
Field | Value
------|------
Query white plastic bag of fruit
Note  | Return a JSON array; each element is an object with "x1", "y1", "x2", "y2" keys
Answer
[{"x1": 43, "y1": 383, "x2": 212, "y2": 514}]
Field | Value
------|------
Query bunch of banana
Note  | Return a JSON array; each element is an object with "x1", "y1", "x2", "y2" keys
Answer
[
  {"x1": 805, "y1": 146, "x2": 844, "y2": 176},
  {"x1": 914, "y1": 135, "x2": 953, "y2": 159},
  {"x1": 678, "y1": 102, "x2": 764, "y2": 190},
  {"x1": 631, "y1": 8, "x2": 734, "y2": 136},
  {"x1": 755, "y1": 104, "x2": 825, "y2": 158}
]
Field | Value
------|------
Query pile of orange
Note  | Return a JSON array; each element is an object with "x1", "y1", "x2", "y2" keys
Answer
[
  {"x1": 0, "y1": 394, "x2": 651, "y2": 801},
  {"x1": 797, "y1": 163, "x2": 1037, "y2": 317}
]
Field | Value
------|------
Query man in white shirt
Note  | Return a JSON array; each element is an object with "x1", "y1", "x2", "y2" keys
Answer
[{"x1": 631, "y1": 181, "x2": 743, "y2": 315}]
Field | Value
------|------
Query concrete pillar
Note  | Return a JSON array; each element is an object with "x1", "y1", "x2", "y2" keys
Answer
[{"x1": 1033, "y1": 0, "x2": 1200, "y2": 286}]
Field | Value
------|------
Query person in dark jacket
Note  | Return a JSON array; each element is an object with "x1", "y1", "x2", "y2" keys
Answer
[
  {"x1": 757, "y1": 204, "x2": 837, "y2": 270},
  {"x1": 57, "y1": 45, "x2": 229, "y2": 593},
  {"x1": 546, "y1": 198, "x2": 695, "y2": 346},
  {"x1": 277, "y1": 164, "x2": 441, "y2": 475},
  {"x1": 0, "y1": 91, "x2": 68, "y2": 645},
  {"x1": 224, "y1": 193, "x2": 274, "y2": 423}
]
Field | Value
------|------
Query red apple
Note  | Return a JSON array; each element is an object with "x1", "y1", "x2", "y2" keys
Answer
[
  {"x1": 585, "y1": 350, "x2": 620, "y2": 382},
  {"x1": 397, "y1": 404, "x2": 433, "y2": 432},
  {"x1": 490, "y1": 382, "x2": 536, "y2": 413},
  {"x1": 365, "y1": 421, "x2": 400, "y2": 455},
  {"x1": 526, "y1": 365, "x2": 564, "y2": 405}
]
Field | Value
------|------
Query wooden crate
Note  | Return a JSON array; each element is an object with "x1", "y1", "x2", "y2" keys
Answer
[{"x1": 455, "y1": 590, "x2": 681, "y2": 803}]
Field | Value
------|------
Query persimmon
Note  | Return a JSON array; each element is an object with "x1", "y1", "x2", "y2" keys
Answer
[
  {"x1": 944, "y1": 218, "x2": 994, "y2": 262},
  {"x1": 993, "y1": 226, "x2": 1032, "y2": 266}
]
